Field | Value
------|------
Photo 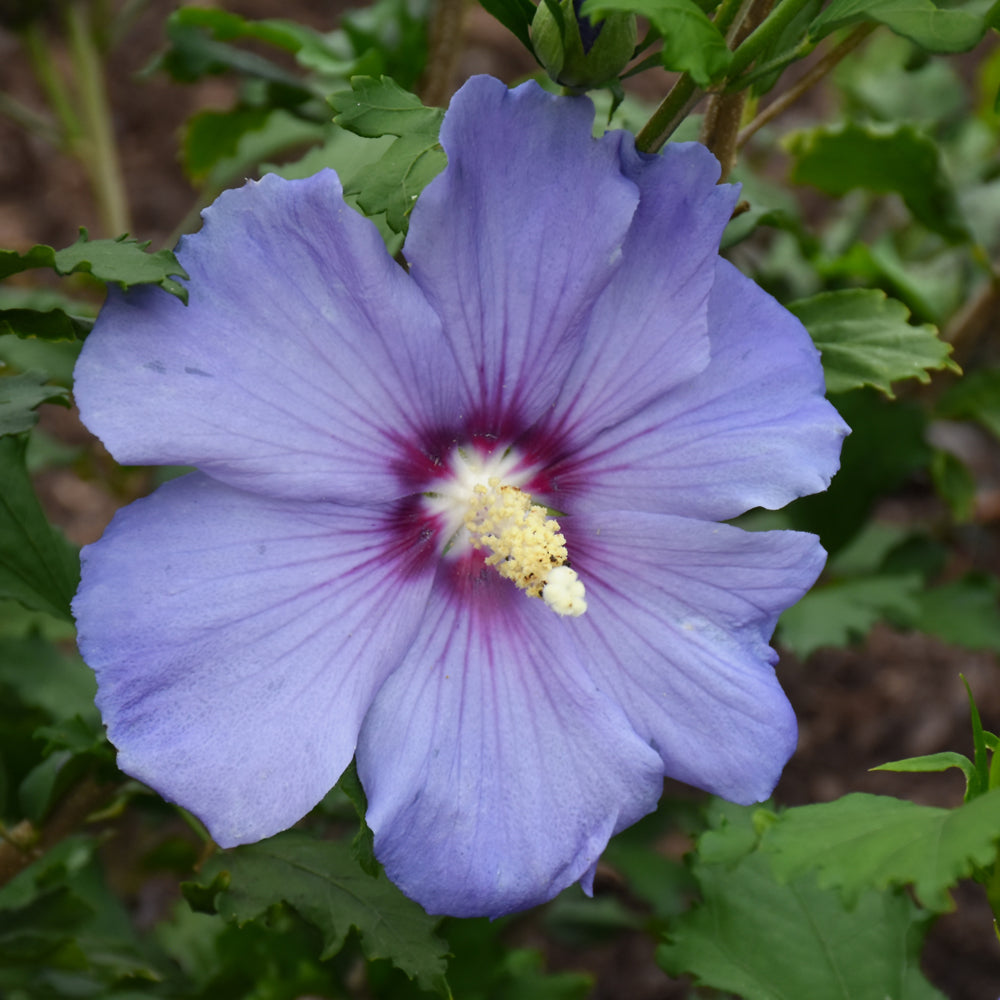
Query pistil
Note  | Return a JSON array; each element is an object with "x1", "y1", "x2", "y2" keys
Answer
[{"x1": 464, "y1": 477, "x2": 587, "y2": 617}]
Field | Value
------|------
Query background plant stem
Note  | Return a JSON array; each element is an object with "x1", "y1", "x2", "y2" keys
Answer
[
  {"x1": 736, "y1": 24, "x2": 876, "y2": 148},
  {"x1": 634, "y1": 0, "x2": 759, "y2": 154},
  {"x1": 65, "y1": 0, "x2": 131, "y2": 236}
]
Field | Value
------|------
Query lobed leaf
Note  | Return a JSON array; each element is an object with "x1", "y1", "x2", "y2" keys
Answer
[
  {"x1": 785, "y1": 121, "x2": 972, "y2": 243},
  {"x1": 0, "y1": 288, "x2": 95, "y2": 342},
  {"x1": 337, "y1": 759, "x2": 378, "y2": 876},
  {"x1": 0, "y1": 232, "x2": 189, "y2": 304},
  {"x1": 777, "y1": 573, "x2": 922, "y2": 658},
  {"x1": 581, "y1": 0, "x2": 731, "y2": 85},
  {"x1": 0, "y1": 371, "x2": 71, "y2": 436},
  {"x1": 199, "y1": 832, "x2": 450, "y2": 995},
  {"x1": 761, "y1": 790, "x2": 1000, "y2": 911},
  {"x1": 913, "y1": 573, "x2": 1000, "y2": 653},
  {"x1": 0, "y1": 435, "x2": 79, "y2": 621},
  {"x1": 660, "y1": 816, "x2": 944, "y2": 1000},
  {"x1": 348, "y1": 131, "x2": 448, "y2": 232},
  {"x1": 330, "y1": 75, "x2": 443, "y2": 137},
  {"x1": 330, "y1": 77, "x2": 447, "y2": 233},
  {"x1": 790, "y1": 288, "x2": 959, "y2": 397}
]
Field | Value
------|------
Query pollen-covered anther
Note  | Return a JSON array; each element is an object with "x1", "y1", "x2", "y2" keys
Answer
[{"x1": 464, "y1": 478, "x2": 586, "y2": 616}]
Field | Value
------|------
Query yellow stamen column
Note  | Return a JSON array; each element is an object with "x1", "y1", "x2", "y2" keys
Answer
[{"x1": 464, "y1": 478, "x2": 587, "y2": 617}]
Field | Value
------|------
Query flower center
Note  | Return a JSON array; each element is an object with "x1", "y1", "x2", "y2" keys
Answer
[
  {"x1": 464, "y1": 478, "x2": 586, "y2": 617},
  {"x1": 424, "y1": 448, "x2": 587, "y2": 618}
]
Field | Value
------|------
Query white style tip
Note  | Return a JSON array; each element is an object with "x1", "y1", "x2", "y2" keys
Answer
[{"x1": 542, "y1": 565, "x2": 587, "y2": 617}]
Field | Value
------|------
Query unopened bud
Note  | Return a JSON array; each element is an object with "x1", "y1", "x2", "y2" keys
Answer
[{"x1": 530, "y1": 0, "x2": 637, "y2": 91}]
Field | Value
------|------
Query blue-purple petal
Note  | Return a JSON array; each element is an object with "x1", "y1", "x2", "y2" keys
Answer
[
  {"x1": 404, "y1": 76, "x2": 640, "y2": 432},
  {"x1": 558, "y1": 259, "x2": 849, "y2": 519},
  {"x1": 73, "y1": 474, "x2": 436, "y2": 845},
  {"x1": 74, "y1": 171, "x2": 461, "y2": 504},
  {"x1": 566, "y1": 511, "x2": 820, "y2": 802},
  {"x1": 356, "y1": 574, "x2": 664, "y2": 917},
  {"x1": 543, "y1": 140, "x2": 739, "y2": 443}
]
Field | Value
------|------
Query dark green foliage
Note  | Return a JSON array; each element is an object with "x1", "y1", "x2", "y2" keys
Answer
[
  {"x1": 478, "y1": 0, "x2": 537, "y2": 49},
  {"x1": 582, "y1": 0, "x2": 730, "y2": 85},
  {"x1": 0, "y1": 232, "x2": 188, "y2": 305},
  {"x1": 191, "y1": 833, "x2": 450, "y2": 994},
  {"x1": 938, "y1": 367, "x2": 1000, "y2": 440},
  {"x1": 0, "y1": 288, "x2": 95, "y2": 342},
  {"x1": 762, "y1": 790, "x2": 1000, "y2": 911},
  {"x1": 786, "y1": 121, "x2": 972, "y2": 243},
  {"x1": 809, "y1": 0, "x2": 992, "y2": 53},
  {"x1": 778, "y1": 572, "x2": 923, "y2": 658},
  {"x1": 786, "y1": 389, "x2": 931, "y2": 554},
  {"x1": 337, "y1": 759, "x2": 379, "y2": 876},
  {"x1": 0, "y1": 372, "x2": 70, "y2": 436},
  {"x1": 659, "y1": 805, "x2": 945, "y2": 999},
  {"x1": 911, "y1": 574, "x2": 1000, "y2": 653},
  {"x1": 791, "y1": 288, "x2": 959, "y2": 396},
  {"x1": 0, "y1": 436, "x2": 79, "y2": 621}
]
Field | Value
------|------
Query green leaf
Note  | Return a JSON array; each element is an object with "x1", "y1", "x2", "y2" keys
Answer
[
  {"x1": 0, "y1": 334, "x2": 82, "y2": 388},
  {"x1": 157, "y1": 10, "x2": 315, "y2": 97},
  {"x1": 778, "y1": 573, "x2": 922, "y2": 658},
  {"x1": 913, "y1": 573, "x2": 1000, "y2": 652},
  {"x1": 789, "y1": 289, "x2": 958, "y2": 397},
  {"x1": 0, "y1": 232, "x2": 189, "y2": 304},
  {"x1": 810, "y1": 0, "x2": 989, "y2": 53},
  {"x1": 785, "y1": 121, "x2": 971, "y2": 243},
  {"x1": 202, "y1": 111, "x2": 329, "y2": 195},
  {"x1": 330, "y1": 75, "x2": 443, "y2": 138},
  {"x1": 873, "y1": 752, "x2": 976, "y2": 792},
  {"x1": 348, "y1": 131, "x2": 448, "y2": 232},
  {"x1": 762, "y1": 790, "x2": 1000, "y2": 911},
  {"x1": 0, "y1": 836, "x2": 162, "y2": 995},
  {"x1": 496, "y1": 949, "x2": 593, "y2": 1000},
  {"x1": 937, "y1": 367, "x2": 1000, "y2": 440},
  {"x1": 0, "y1": 435, "x2": 79, "y2": 620},
  {"x1": 182, "y1": 106, "x2": 272, "y2": 181},
  {"x1": 335, "y1": 0, "x2": 431, "y2": 90},
  {"x1": 581, "y1": 0, "x2": 731, "y2": 85},
  {"x1": 330, "y1": 77, "x2": 447, "y2": 233},
  {"x1": 19, "y1": 717, "x2": 112, "y2": 826},
  {"x1": 962, "y1": 676, "x2": 991, "y2": 798},
  {"x1": 337, "y1": 759, "x2": 378, "y2": 876},
  {"x1": 660, "y1": 818, "x2": 943, "y2": 999},
  {"x1": 786, "y1": 391, "x2": 931, "y2": 556},
  {"x1": 170, "y1": 7, "x2": 320, "y2": 53},
  {"x1": 834, "y1": 31, "x2": 966, "y2": 126},
  {"x1": 0, "y1": 371, "x2": 71, "y2": 436},
  {"x1": 0, "y1": 288, "x2": 96, "y2": 341},
  {"x1": 0, "y1": 635, "x2": 96, "y2": 721},
  {"x1": 479, "y1": 0, "x2": 537, "y2": 49},
  {"x1": 930, "y1": 448, "x2": 976, "y2": 522},
  {"x1": 200, "y1": 832, "x2": 449, "y2": 994}
]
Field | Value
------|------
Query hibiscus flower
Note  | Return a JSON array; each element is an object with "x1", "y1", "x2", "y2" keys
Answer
[{"x1": 72, "y1": 75, "x2": 847, "y2": 917}]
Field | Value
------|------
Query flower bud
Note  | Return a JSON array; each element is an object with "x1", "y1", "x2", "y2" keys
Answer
[{"x1": 530, "y1": 0, "x2": 637, "y2": 91}]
